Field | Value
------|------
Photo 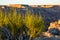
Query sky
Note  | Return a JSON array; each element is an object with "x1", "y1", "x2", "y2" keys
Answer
[{"x1": 0, "y1": 0, "x2": 60, "y2": 5}]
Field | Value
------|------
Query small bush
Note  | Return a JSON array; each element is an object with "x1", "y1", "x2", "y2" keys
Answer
[{"x1": 0, "y1": 9, "x2": 44, "y2": 39}]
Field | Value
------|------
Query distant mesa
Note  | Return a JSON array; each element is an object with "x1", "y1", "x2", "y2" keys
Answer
[
  {"x1": 8, "y1": 4, "x2": 25, "y2": 8},
  {"x1": 28, "y1": 5, "x2": 53, "y2": 8},
  {"x1": 40, "y1": 5, "x2": 53, "y2": 8}
]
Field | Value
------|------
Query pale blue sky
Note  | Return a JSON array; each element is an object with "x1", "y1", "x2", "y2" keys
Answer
[{"x1": 0, "y1": 0, "x2": 60, "y2": 5}]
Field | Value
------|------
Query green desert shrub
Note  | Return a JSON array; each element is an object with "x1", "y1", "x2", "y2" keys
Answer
[{"x1": 0, "y1": 9, "x2": 44, "y2": 39}]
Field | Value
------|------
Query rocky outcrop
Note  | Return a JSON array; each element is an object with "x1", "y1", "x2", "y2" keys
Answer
[{"x1": 33, "y1": 20, "x2": 60, "y2": 40}]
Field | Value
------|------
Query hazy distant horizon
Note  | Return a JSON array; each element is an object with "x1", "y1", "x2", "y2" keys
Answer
[{"x1": 0, "y1": 0, "x2": 60, "y2": 5}]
